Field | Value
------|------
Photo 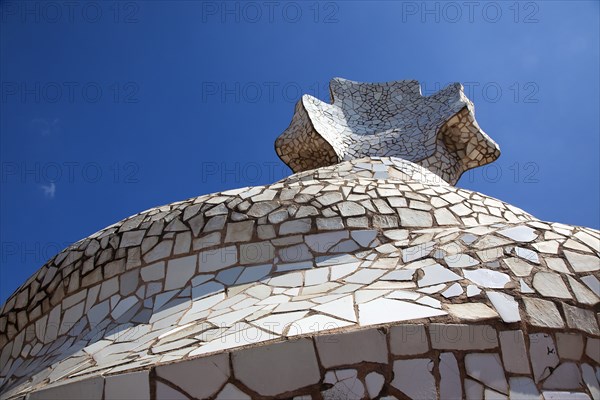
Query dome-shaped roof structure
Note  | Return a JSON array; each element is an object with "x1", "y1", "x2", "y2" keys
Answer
[{"x1": 0, "y1": 79, "x2": 598, "y2": 400}]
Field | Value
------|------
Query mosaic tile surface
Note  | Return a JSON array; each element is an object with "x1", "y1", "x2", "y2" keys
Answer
[
  {"x1": 275, "y1": 78, "x2": 500, "y2": 184},
  {"x1": 0, "y1": 80, "x2": 598, "y2": 400}
]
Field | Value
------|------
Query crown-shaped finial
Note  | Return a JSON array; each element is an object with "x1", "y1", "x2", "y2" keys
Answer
[{"x1": 275, "y1": 78, "x2": 500, "y2": 184}]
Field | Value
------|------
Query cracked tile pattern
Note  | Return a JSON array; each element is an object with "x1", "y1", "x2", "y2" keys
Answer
[
  {"x1": 0, "y1": 157, "x2": 597, "y2": 400},
  {"x1": 0, "y1": 80, "x2": 599, "y2": 399},
  {"x1": 275, "y1": 78, "x2": 500, "y2": 184}
]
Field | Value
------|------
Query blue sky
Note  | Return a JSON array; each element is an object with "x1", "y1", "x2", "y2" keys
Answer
[{"x1": 1, "y1": 1, "x2": 598, "y2": 303}]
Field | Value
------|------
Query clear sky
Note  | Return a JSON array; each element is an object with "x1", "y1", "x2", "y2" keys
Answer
[{"x1": 1, "y1": 1, "x2": 599, "y2": 303}]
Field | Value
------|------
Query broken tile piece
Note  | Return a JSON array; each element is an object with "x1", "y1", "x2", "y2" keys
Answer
[
  {"x1": 429, "y1": 324, "x2": 498, "y2": 350},
  {"x1": 165, "y1": 255, "x2": 197, "y2": 290},
  {"x1": 365, "y1": 372, "x2": 385, "y2": 398},
  {"x1": 322, "y1": 369, "x2": 364, "y2": 400},
  {"x1": 465, "y1": 353, "x2": 508, "y2": 394},
  {"x1": 564, "y1": 250, "x2": 600, "y2": 272},
  {"x1": 156, "y1": 354, "x2": 229, "y2": 399},
  {"x1": 522, "y1": 297, "x2": 565, "y2": 329},
  {"x1": 358, "y1": 298, "x2": 446, "y2": 326},
  {"x1": 499, "y1": 330, "x2": 531, "y2": 374},
  {"x1": 532, "y1": 272, "x2": 572, "y2": 299},
  {"x1": 232, "y1": 338, "x2": 320, "y2": 396},
  {"x1": 498, "y1": 226, "x2": 538, "y2": 242},
  {"x1": 444, "y1": 254, "x2": 479, "y2": 268},
  {"x1": 463, "y1": 269, "x2": 510, "y2": 288},
  {"x1": 391, "y1": 359, "x2": 436, "y2": 399},
  {"x1": 447, "y1": 303, "x2": 499, "y2": 321},
  {"x1": 487, "y1": 291, "x2": 521, "y2": 323},
  {"x1": 529, "y1": 333, "x2": 559, "y2": 382},
  {"x1": 315, "y1": 329, "x2": 387, "y2": 368},
  {"x1": 442, "y1": 282, "x2": 463, "y2": 298},
  {"x1": 224, "y1": 220, "x2": 255, "y2": 242},
  {"x1": 581, "y1": 275, "x2": 600, "y2": 296},
  {"x1": 562, "y1": 303, "x2": 600, "y2": 335},
  {"x1": 508, "y1": 377, "x2": 540, "y2": 400},
  {"x1": 313, "y1": 295, "x2": 356, "y2": 322},
  {"x1": 542, "y1": 362, "x2": 583, "y2": 390},
  {"x1": 504, "y1": 257, "x2": 533, "y2": 277},
  {"x1": 568, "y1": 276, "x2": 599, "y2": 305},
  {"x1": 440, "y1": 352, "x2": 462, "y2": 400},
  {"x1": 418, "y1": 263, "x2": 462, "y2": 287},
  {"x1": 389, "y1": 324, "x2": 429, "y2": 355},
  {"x1": 556, "y1": 333, "x2": 584, "y2": 360}
]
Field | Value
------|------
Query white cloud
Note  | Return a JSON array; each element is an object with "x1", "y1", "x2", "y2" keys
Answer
[{"x1": 41, "y1": 182, "x2": 56, "y2": 199}]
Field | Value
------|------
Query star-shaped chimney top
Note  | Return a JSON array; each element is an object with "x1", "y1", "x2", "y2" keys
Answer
[{"x1": 275, "y1": 78, "x2": 500, "y2": 185}]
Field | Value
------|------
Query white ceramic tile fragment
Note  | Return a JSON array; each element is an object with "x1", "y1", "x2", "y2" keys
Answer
[
  {"x1": 105, "y1": 371, "x2": 150, "y2": 400},
  {"x1": 465, "y1": 353, "x2": 508, "y2": 394},
  {"x1": 487, "y1": 291, "x2": 520, "y2": 322},
  {"x1": 585, "y1": 338, "x2": 600, "y2": 364},
  {"x1": 442, "y1": 282, "x2": 463, "y2": 298},
  {"x1": 358, "y1": 298, "x2": 446, "y2": 326},
  {"x1": 463, "y1": 269, "x2": 510, "y2": 288},
  {"x1": 515, "y1": 247, "x2": 539, "y2": 264},
  {"x1": 382, "y1": 269, "x2": 415, "y2": 281},
  {"x1": 351, "y1": 230, "x2": 378, "y2": 247},
  {"x1": 321, "y1": 369, "x2": 364, "y2": 400},
  {"x1": 556, "y1": 333, "x2": 584, "y2": 360},
  {"x1": 532, "y1": 272, "x2": 572, "y2": 299},
  {"x1": 287, "y1": 314, "x2": 353, "y2": 336},
  {"x1": 447, "y1": 303, "x2": 498, "y2": 321},
  {"x1": 402, "y1": 242, "x2": 435, "y2": 263},
  {"x1": 580, "y1": 275, "x2": 600, "y2": 296},
  {"x1": 520, "y1": 279, "x2": 535, "y2": 294},
  {"x1": 391, "y1": 359, "x2": 436, "y2": 399},
  {"x1": 418, "y1": 264, "x2": 461, "y2": 287},
  {"x1": 498, "y1": 330, "x2": 531, "y2": 375},
  {"x1": 504, "y1": 257, "x2": 533, "y2": 277},
  {"x1": 232, "y1": 338, "x2": 320, "y2": 397},
  {"x1": 541, "y1": 391, "x2": 591, "y2": 400},
  {"x1": 156, "y1": 354, "x2": 229, "y2": 399},
  {"x1": 467, "y1": 284, "x2": 482, "y2": 297},
  {"x1": 542, "y1": 362, "x2": 583, "y2": 390},
  {"x1": 313, "y1": 295, "x2": 356, "y2": 322},
  {"x1": 429, "y1": 323, "x2": 498, "y2": 350},
  {"x1": 567, "y1": 276, "x2": 599, "y2": 305},
  {"x1": 439, "y1": 352, "x2": 462, "y2": 399},
  {"x1": 365, "y1": 372, "x2": 385, "y2": 398},
  {"x1": 465, "y1": 378, "x2": 484, "y2": 400},
  {"x1": 190, "y1": 326, "x2": 272, "y2": 357},
  {"x1": 498, "y1": 226, "x2": 538, "y2": 242},
  {"x1": 484, "y1": 388, "x2": 508, "y2": 399},
  {"x1": 508, "y1": 377, "x2": 541, "y2": 400},
  {"x1": 344, "y1": 268, "x2": 387, "y2": 284},
  {"x1": 444, "y1": 254, "x2": 479, "y2": 268},
  {"x1": 199, "y1": 245, "x2": 238, "y2": 272},
  {"x1": 529, "y1": 333, "x2": 560, "y2": 382},
  {"x1": 268, "y1": 272, "x2": 303, "y2": 287},
  {"x1": 389, "y1": 324, "x2": 429, "y2": 355},
  {"x1": 562, "y1": 303, "x2": 600, "y2": 335},
  {"x1": 564, "y1": 250, "x2": 600, "y2": 272},
  {"x1": 252, "y1": 311, "x2": 308, "y2": 335},
  {"x1": 236, "y1": 264, "x2": 272, "y2": 284},
  {"x1": 165, "y1": 255, "x2": 197, "y2": 291},
  {"x1": 315, "y1": 329, "x2": 388, "y2": 368},
  {"x1": 581, "y1": 363, "x2": 600, "y2": 400}
]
